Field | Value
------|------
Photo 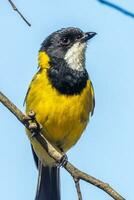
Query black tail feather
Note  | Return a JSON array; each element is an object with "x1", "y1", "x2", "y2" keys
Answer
[
  {"x1": 31, "y1": 146, "x2": 60, "y2": 200},
  {"x1": 35, "y1": 164, "x2": 60, "y2": 200}
]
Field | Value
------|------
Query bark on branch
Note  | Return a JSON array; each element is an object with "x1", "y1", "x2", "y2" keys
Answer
[{"x1": 0, "y1": 91, "x2": 125, "y2": 200}]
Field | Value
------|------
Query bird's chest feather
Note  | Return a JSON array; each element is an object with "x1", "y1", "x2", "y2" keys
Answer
[{"x1": 26, "y1": 69, "x2": 93, "y2": 151}]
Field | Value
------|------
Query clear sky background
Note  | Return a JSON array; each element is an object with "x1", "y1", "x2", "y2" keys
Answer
[{"x1": 0, "y1": 0, "x2": 134, "y2": 199}]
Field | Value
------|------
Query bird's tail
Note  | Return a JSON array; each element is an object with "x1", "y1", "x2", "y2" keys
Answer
[{"x1": 35, "y1": 163, "x2": 60, "y2": 200}]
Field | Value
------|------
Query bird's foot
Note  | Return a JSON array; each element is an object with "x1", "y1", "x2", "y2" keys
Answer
[
  {"x1": 56, "y1": 154, "x2": 68, "y2": 168},
  {"x1": 24, "y1": 111, "x2": 42, "y2": 139}
]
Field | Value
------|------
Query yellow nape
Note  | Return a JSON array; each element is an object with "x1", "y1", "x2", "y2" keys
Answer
[{"x1": 38, "y1": 51, "x2": 50, "y2": 69}]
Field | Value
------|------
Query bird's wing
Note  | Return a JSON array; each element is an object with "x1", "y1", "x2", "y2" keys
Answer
[
  {"x1": 23, "y1": 71, "x2": 40, "y2": 106},
  {"x1": 90, "y1": 80, "x2": 95, "y2": 116}
]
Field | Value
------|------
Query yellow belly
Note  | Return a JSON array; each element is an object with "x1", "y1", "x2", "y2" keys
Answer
[{"x1": 25, "y1": 69, "x2": 93, "y2": 164}]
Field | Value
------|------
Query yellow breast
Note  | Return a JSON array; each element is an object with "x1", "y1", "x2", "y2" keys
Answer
[{"x1": 26, "y1": 68, "x2": 94, "y2": 153}]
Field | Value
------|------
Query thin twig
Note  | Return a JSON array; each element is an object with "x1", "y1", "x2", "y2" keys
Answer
[
  {"x1": 0, "y1": 91, "x2": 125, "y2": 200},
  {"x1": 8, "y1": 0, "x2": 31, "y2": 26},
  {"x1": 98, "y1": 0, "x2": 134, "y2": 18},
  {"x1": 73, "y1": 177, "x2": 83, "y2": 200}
]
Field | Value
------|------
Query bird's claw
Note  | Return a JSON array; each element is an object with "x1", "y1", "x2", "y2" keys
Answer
[
  {"x1": 28, "y1": 110, "x2": 36, "y2": 119},
  {"x1": 56, "y1": 154, "x2": 68, "y2": 168}
]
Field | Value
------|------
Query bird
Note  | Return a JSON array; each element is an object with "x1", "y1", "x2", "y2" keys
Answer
[{"x1": 24, "y1": 27, "x2": 96, "y2": 200}]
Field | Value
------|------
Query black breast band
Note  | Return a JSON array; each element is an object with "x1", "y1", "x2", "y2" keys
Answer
[{"x1": 47, "y1": 58, "x2": 88, "y2": 95}]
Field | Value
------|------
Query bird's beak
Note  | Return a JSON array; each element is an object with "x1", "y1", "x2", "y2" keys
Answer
[{"x1": 81, "y1": 32, "x2": 97, "y2": 42}]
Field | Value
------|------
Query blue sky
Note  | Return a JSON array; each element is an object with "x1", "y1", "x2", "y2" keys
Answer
[{"x1": 0, "y1": 0, "x2": 134, "y2": 199}]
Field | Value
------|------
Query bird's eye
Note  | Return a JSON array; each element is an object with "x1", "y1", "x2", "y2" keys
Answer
[
  {"x1": 61, "y1": 37, "x2": 70, "y2": 45},
  {"x1": 76, "y1": 34, "x2": 82, "y2": 40}
]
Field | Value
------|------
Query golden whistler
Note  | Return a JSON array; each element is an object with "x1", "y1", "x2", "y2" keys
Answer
[{"x1": 25, "y1": 27, "x2": 96, "y2": 200}]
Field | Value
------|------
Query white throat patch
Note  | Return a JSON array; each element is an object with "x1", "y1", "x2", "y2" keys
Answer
[{"x1": 64, "y1": 42, "x2": 86, "y2": 71}]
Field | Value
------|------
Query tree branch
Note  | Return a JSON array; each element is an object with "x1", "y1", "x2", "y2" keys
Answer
[
  {"x1": 73, "y1": 177, "x2": 83, "y2": 200},
  {"x1": 7, "y1": 0, "x2": 31, "y2": 26},
  {"x1": 98, "y1": 0, "x2": 134, "y2": 18},
  {"x1": 0, "y1": 91, "x2": 125, "y2": 200}
]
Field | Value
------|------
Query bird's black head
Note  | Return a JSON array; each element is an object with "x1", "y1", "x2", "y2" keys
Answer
[
  {"x1": 40, "y1": 27, "x2": 96, "y2": 68},
  {"x1": 39, "y1": 27, "x2": 96, "y2": 95}
]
